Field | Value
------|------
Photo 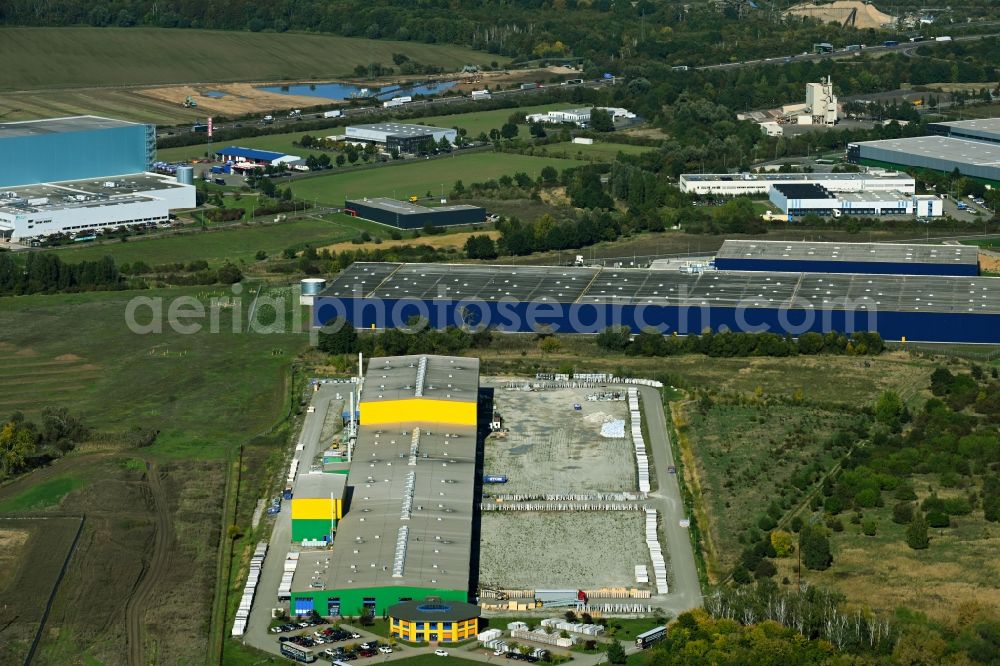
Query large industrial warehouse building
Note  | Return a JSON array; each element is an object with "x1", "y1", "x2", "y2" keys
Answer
[
  {"x1": 0, "y1": 116, "x2": 155, "y2": 188},
  {"x1": 290, "y1": 355, "x2": 480, "y2": 617},
  {"x1": 767, "y1": 183, "x2": 927, "y2": 217},
  {"x1": 848, "y1": 135, "x2": 1000, "y2": 185},
  {"x1": 344, "y1": 123, "x2": 457, "y2": 152},
  {"x1": 678, "y1": 171, "x2": 915, "y2": 196},
  {"x1": 345, "y1": 198, "x2": 485, "y2": 229},
  {"x1": 715, "y1": 240, "x2": 979, "y2": 276},
  {"x1": 313, "y1": 262, "x2": 1000, "y2": 343},
  {"x1": 927, "y1": 118, "x2": 1000, "y2": 145},
  {"x1": 0, "y1": 115, "x2": 195, "y2": 242},
  {"x1": 0, "y1": 172, "x2": 195, "y2": 242}
]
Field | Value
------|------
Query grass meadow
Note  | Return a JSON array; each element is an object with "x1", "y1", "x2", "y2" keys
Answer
[
  {"x1": 290, "y1": 152, "x2": 585, "y2": 205},
  {"x1": 47, "y1": 215, "x2": 379, "y2": 267},
  {"x1": 0, "y1": 285, "x2": 308, "y2": 459}
]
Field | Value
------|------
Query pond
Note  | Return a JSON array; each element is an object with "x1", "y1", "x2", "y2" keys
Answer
[
  {"x1": 258, "y1": 80, "x2": 458, "y2": 101},
  {"x1": 201, "y1": 90, "x2": 228, "y2": 98}
]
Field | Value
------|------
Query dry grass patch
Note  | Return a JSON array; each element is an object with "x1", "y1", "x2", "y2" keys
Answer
[{"x1": 318, "y1": 229, "x2": 498, "y2": 254}]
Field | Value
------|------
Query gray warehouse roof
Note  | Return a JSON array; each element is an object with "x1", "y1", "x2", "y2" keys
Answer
[
  {"x1": 0, "y1": 173, "x2": 190, "y2": 215},
  {"x1": 320, "y1": 262, "x2": 1000, "y2": 315},
  {"x1": 348, "y1": 197, "x2": 482, "y2": 216},
  {"x1": 717, "y1": 240, "x2": 978, "y2": 266},
  {"x1": 294, "y1": 419, "x2": 478, "y2": 594},
  {"x1": 295, "y1": 472, "x2": 347, "y2": 499},
  {"x1": 0, "y1": 115, "x2": 139, "y2": 140},
  {"x1": 348, "y1": 122, "x2": 451, "y2": 137},
  {"x1": 855, "y1": 136, "x2": 1000, "y2": 168},
  {"x1": 930, "y1": 118, "x2": 1000, "y2": 140},
  {"x1": 361, "y1": 354, "x2": 480, "y2": 404}
]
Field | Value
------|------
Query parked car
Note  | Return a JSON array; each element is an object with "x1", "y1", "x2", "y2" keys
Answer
[
  {"x1": 435, "y1": 650, "x2": 449, "y2": 657},
  {"x1": 379, "y1": 647, "x2": 393, "y2": 654}
]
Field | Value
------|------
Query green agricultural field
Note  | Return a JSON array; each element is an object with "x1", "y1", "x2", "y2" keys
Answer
[
  {"x1": 0, "y1": 28, "x2": 499, "y2": 90},
  {"x1": 0, "y1": 87, "x2": 210, "y2": 125},
  {"x1": 0, "y1": 476, "x2": 86, "y2": 512},
  {"x1": 291, "y1": 152, "x2": 584, "y2": 205},
  {"x1": 0, "y1": 286, "x2": 308, "y2": 459},
  {"x1": 412, "y1": 103, "x2": 580, "y2": 137},
  {"x1": 47, "y1": 215, "x2": 374, "y2": 267}
]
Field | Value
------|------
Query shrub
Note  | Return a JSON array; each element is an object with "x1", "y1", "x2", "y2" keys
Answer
[
  {"x1": 754, "y1": 559, "x2": 778, "y2": 579},
  {"x1": 906, "y1": 512, "x2": 930, "y2": 550},
  {"x1": 926, "y1": 510, "x2": 950, "y2": 528},
  {"x1": 892, "y1": 502, "x2": 914, "y2": 524},
  {"x1": 861, "y1": 519, "x2": 877, "y2": 536}
]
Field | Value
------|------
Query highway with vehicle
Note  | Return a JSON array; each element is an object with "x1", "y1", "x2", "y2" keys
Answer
[{"x1": 695, "y1": 30, "x2": 1000, "y2": 72}]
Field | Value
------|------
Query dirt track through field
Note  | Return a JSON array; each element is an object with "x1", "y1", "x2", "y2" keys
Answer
[{"x1": 125, "y1": 462, "x2": 172, "y2": 666}]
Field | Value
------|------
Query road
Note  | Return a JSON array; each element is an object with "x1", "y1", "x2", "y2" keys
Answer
[
  {"x1": 694, "y1": 30, "x2": 1000, "y2": 72},
  {"x1": 243, "y1": 382, "x2": 347, "y2": 655},
  {"x1": 637, "y1": 386, "x2": 702, "y2": 618}
]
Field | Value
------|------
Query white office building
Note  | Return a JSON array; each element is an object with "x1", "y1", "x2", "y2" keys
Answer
[
  {"x1": 768, "y1": 183, "x2": 940, "y2": 217},
  {"x1": 525, "y1": 107, "x2": 636, "y2": 127},
  {"x1": 678, "y1": 171, "x2": 915, "y2": 196},
  {"x1": 344, "y1": 122, "x2": 457, "y2": 146},
  {"x1": 0, "y1": 172, "x2": 195, "y2": 242}
]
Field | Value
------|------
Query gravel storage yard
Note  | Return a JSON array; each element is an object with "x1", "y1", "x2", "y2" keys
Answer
[
  {"x1": 479, "y1": 511, "x2": 649, "y2": 590},
  {"x1": 484, "y1": 384, "x2": 636, "y2": 494}
]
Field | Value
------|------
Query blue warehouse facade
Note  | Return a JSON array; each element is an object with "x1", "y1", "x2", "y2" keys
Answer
[
  {"x1": 714, "y1": 240, "x2": 979, "y2": 277},
  {"x1": 314, "y1": 262, "x2": 1000, "y2": 344},
  {"x1": 0, "y1": 116, "x2": 155, "y2": 187}
]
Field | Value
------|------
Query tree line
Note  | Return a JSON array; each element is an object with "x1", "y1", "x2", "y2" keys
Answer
[
  {"x1": 0, "y1": 251, "x2": 246, "y2": 297},
  {"x1": 0, "y1": 409, "x2": 89, "y2": 479},
  {"x1": 597, "y1": 328, "x2": 885, "y2": 358},
  {"x1": 0, "y1": 252, "x2": 121, "y2": 296},
  {"x1": 318, "y1": 320, "x2": 491, "y2": 358}
]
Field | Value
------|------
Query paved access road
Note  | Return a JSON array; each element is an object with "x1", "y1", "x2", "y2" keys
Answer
[
  {"x1": 638, "y1": 386, "x2": 702, "y2": 618},
  {"x1": 243, "y1": 382, "x2": 347, "y2": 655}
]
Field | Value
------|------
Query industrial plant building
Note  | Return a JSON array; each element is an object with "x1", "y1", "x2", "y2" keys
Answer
[
  {"x1": 344, "y1": 123, "x2": 457, "y2": 151},
  {"x1": 345, "y1": 198, "x2": 485, "y2": 229},
  {"x1": 215, "y1": 146, "x2": 301, "y2": 167},
  {"x1": 805, "y1": 77, "x2": 838, "y2": 125},
  {"x1": 289, "y1": 355, "x2": 480, "y2": 617},
  {"x1": 848, "y1": 135, "x2": 1000, "y2": 185},
  {"x1": 0, "y1": 172, "x2": 196, "y2": 242},
  {"x1": 313, "y1": 262, "x2": 1000, "y2": 343},
  {"x1": 767, "y1": 183, "x2": 929, "y2": 217},
  {"x1": 678, "y1": 171, "x2": 915, "y2": 196},
  {"x1": 0, "y1": 115, "x2": 155, "y2": 188},
  {"x1": 290, "y1": 473, "x2": 346, "y2": 543},
  {"x1": 525, "y1": 107, "x2": 636, "y2": 127},
  {"x1": 715, "y1": 240, "x2": 979, "y2": 276},
  {"x1": 927, "y1": 118, "x2": 1000, "y2": 145}
]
